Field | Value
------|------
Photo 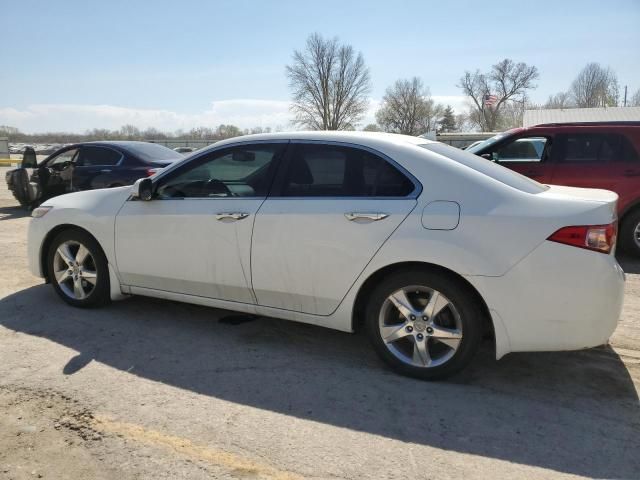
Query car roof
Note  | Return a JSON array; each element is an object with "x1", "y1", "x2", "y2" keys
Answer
[{"x1": 213, "y1": 131, "x2": 435, "y2": 149}]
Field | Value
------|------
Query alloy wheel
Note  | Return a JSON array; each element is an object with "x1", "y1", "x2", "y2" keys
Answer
[
  {"x1": 378, "y1": 285, "x2": 463, "y2": 368},
  {"x1": 53, "y1": 240, "x2": 98, "y2": 300}
]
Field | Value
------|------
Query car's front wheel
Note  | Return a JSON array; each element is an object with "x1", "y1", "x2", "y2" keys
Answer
[
  {"x1": 366, "y1": 270, "x2": 482, "y2": 380},
  {"x1": 47, "y1": 229, "x2": 110, "y2": 308}
]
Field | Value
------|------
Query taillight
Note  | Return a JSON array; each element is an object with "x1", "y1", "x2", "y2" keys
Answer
[
  {"x1": 547, "y1": 222, "x2": 617, "y2": 254},
  {"x1": 146, "y1": 168, "x2": 160, "y2": 177}
]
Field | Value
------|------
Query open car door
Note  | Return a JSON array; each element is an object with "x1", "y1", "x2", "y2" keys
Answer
[{"x1": 6, "y1": 147, "x2": 40, "y2": 207}]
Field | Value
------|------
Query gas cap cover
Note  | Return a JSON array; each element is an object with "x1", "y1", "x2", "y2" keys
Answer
[{"x1": 421, "y1": 201, "x2": 460, "y2": 230}]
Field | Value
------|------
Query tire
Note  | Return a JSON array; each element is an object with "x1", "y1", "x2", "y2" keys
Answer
[
  {"x1": 46, "y1": 229, "x2": 110, "y2": 308},
  {"x1": 620, "y1": 209, "x2": 640, "y2": 257},
  {"x1": 365, "y1": 269, "x2": 482, "y2": 380}
]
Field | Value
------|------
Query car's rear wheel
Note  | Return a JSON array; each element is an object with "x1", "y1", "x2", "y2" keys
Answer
[
  {"x1": 620, "y1": 209, "x2": 640, "y2": 257},
  {"x1": 47, "y1": 229, "x2": 110, "y2": 308},
  {"x1": 365, "y1": 270, "x2": 482, "y2": 380}
]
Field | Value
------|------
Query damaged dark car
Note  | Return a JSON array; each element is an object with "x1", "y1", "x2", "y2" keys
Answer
[{"x1": 5, "y1": 141, "x2": 183, "y2": 208}]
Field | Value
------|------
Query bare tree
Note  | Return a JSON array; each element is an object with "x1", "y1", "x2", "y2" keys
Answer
[
  {"x1": 570, "y1": 63, "x2": 619, "y2": 107},
  {"x1": 458, "y1": 59, "x2": 538, "y2": 131},
  {"x1": 497, "y1": 96, "x2": 531, "y2": 129},
  {"x1": 545, "y1": 91, "x2": 573, "y2": 109},
  {"x1": 286, "y1": 33, "x2": 371, "y2": 130},
  {"x1": 630, "y1": 88, "x2": 640, "y2": 107},
  {"x1": 363, "y1": 123, "x2": 381, "y2": 132},
  {"x1": 375, "y1": 77, "x2": 443, "y2": 135}
]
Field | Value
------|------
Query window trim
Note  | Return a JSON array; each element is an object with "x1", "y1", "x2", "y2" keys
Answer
[
  {"x1": 149, "y1": 141, "x2": 289, "y2": 201},
  {"x1": 76, "y1": 145, "x2": 125, "y2": 168},
  {"x1": 268, "y1": 140, "x2": 422, "y2": 200}
]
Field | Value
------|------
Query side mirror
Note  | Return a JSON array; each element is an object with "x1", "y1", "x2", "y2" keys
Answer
[
  {"x1": 22, "y1": 147, "x2": 37, "y2": 168},
  {"x1": 131, "y1": 177, "x2": 154, "y2": 201}
]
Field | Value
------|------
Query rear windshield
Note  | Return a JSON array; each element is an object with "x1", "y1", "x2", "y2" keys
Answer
[
  {"x1": 124, "y1": 143, "x2": 183, "y2": 162},
  {"x1": 420, "y1": 143, "x2": 549, "y2": 194}
]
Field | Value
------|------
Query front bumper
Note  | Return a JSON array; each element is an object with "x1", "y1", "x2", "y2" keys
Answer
[
  {"x1": 469, "y1": 241, "x2": 625, "y2": 356},
  {"x1": 27, "y1": 216, "x2": 46, "y2": 278}
]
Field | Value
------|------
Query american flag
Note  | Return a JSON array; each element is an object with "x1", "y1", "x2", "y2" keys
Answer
[{"x1": 484, "y1": 94, "x2": 498, "y2": 107}]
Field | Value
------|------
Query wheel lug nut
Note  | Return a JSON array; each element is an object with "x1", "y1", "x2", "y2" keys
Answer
[
  {"x1": 417, "y1": 333, "x2": 424, "y2": 340},
  {"x1": 410, "y1": 315, "x2": 416, "y2": 320},
  {"x1": 426, "y1": 327, "x2": 434, "y2": 334},
  {"x1": 406, "y1": 326, "x2": 413, "y2": 332},
  {"x1": 422, "y1": 316, "x2": 428, "y2": 321}
]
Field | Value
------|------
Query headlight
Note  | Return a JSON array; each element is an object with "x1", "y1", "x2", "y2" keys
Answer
[{"x1": 31, "y1": 206, "x2": 53, "y2": 218}]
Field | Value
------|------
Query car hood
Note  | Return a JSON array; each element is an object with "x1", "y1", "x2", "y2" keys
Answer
[{"x1": 42, "y1": 185, "x2": 132, "y2": 214}]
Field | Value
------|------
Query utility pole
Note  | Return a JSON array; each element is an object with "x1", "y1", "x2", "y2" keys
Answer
[{"x1": 624, "y1": 85, "x2": 628, "y2": 107}]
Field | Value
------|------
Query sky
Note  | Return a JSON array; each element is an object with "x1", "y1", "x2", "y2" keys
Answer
[{"x1": 1, "y1": 0, "x2": 639, "y2": 133}]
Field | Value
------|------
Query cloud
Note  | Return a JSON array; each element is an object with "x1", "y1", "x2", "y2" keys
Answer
[
  {"x1": 0, "y1": 96, "x2": 469, "y2": 133},
  {"x1": 0, "y1": 100, "x2": 294, "y2": 133}
]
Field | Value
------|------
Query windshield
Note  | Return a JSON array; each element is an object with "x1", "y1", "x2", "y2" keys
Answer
[
  {"x1": 465, "y1": 133, "x2": 509, "y2": 154},
  {"x1": 419, "y1": 143, "x2": 548, "y2": 194},
  {"x1": 124, "y1": 143, "x2": 183, "y2": 162}
]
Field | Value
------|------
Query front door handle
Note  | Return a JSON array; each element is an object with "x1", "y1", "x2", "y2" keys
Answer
[
  {"x1": 216, "y1": 212, "x2": 249, "y2": 221},
  {"x1": 623, "y1": 170, "x2": 640, "y2": 177},
  {"x1": 525, "y1": 171, "x2": 542, "y2": 178},
  {"x1": 345, "y1": 212, "x2": 389, "y2": 222},
  {"x1": 100, "y1": 169, "x2": 112, "y2": 173}
]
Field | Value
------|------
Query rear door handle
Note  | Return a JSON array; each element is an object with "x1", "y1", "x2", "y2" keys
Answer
[
  {"x1": 525, "y1": 171, "x2": 542, "y2": 178},
  {"x1": 623, "y1": 170, "x2": 640, "y2": 177},
  {"x1": 100, "y1": 169, "x2": 112, "y2": 173},
  {"x1": 345, "y1": 212, "x2": 389, "y2": 221},
  {"x1": 216, "y1": 212, "x2": 249, "y2": 221}
]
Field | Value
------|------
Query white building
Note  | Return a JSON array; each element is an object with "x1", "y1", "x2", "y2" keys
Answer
[{"x1": 523, "y1": 106, "x2": 640, "y2": 127}]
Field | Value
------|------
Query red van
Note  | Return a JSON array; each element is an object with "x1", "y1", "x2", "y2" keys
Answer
[{"x1": 468, "y1": 122, "x2": 640, "y2": 256}]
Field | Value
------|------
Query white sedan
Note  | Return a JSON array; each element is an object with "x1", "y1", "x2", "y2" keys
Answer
[{"x1": 27, "y1": 131, "x2": 625, "y2": 379}]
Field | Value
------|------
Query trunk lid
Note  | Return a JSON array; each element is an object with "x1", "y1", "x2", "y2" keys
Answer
[{"x1": 542, "y1": 184, "x2": 618, "y2": 205}]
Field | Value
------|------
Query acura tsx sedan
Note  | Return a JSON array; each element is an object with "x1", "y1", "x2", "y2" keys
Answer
[{"x1": 27, "y1": 132, "x2": 625, "y2": 379}]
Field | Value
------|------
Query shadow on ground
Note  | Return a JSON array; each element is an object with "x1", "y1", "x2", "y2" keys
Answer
[
  {"x1": 0, "y1": 205, "x2": 28, "y2": 221},
  {"x1": 618, "y1": 253, "x2": 640, "y2": 274},
  {"x1": 1, "y1": 285, "x2": 639, "y2": 478}
]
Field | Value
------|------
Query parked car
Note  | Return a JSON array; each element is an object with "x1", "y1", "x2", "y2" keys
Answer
[
  {"x1": 26, "y1": 132, "x2": 624, "y2": 379},
  {"x1": 5, "y1": 141, "x2": 183, "y2": 208},
  {"x1": 467, "y1": 122, "x2": 640, "y2": 255}
]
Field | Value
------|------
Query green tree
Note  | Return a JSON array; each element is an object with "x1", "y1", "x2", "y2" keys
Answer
[{"x1": 438, "y1": 105, "x2": 457, "y2": 132}]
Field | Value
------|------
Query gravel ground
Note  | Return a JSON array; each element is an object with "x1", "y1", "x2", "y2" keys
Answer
[{"x1": 0, "y1": 167, "x2": 639, "y2": 480}]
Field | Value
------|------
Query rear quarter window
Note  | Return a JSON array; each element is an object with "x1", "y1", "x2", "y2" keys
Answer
[{"x1": 420, "y1": 143, "x2": 549, "y2": 194}]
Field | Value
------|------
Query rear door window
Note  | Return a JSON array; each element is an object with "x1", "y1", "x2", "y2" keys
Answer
[
  {"x1": 280, "y1": 144, "x2": 415, "y2": 197},
  {"x1": 554, "y1": 133, "x2": 638, "y2": 163},
  {"x1": 77, "y1": 146, "x2": 123, "y2": 166}
]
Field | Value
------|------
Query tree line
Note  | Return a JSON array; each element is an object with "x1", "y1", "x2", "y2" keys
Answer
[
  {"x1": 287, "y1": 33, "x2": 640, "y2": 134},
  {"x1": 0, "y1": 124, "x2": 276, "y2": 144}
]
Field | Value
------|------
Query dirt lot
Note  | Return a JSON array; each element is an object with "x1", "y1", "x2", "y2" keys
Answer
[{"x1": 0, "y1": 166, "x2": 639, "y2": 479}]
